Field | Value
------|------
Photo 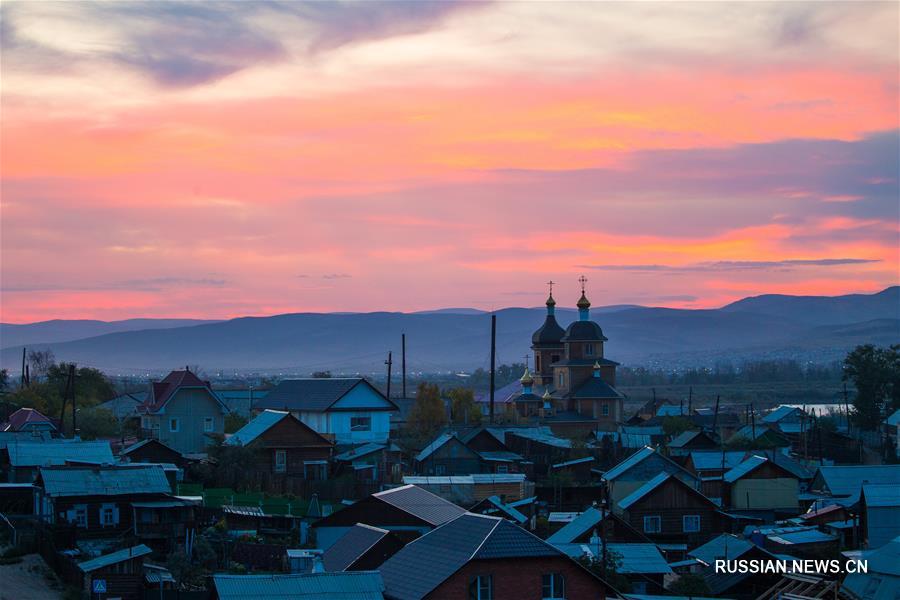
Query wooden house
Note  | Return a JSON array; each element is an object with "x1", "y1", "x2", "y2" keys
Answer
[
  {"x1": 722, "y1": 455, "x2": 799, "y2": 514},
  {"x1": 322, "y1": 523, "x2": 405, "y2": 571},
  {"x1": 602, "y1": 446, "x2": 700, "y2": 508},
  {"x1": 225, "y1": 409, "x2": 333, "y2": 481},
  {"x1": 667, "y1": 430, "x2": 718, "y2": 456},
  {"x1": 119, "y1": 439, "x2": 188, "y2": 468},
  {"x1": 414, "y1": 433, "x2": 483, "y2": 476},
  {"x1": 76, "y1": 544, "x2": 152, "y2": 600}
]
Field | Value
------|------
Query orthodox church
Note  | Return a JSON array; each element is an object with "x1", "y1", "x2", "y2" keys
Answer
[{"x1": 511, "y1": 278, "x2": 624, "y2": 434}]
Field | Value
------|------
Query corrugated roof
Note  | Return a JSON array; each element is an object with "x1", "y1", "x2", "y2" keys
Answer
[
  {"x1": 723, "y1": 455, "x2": 768, "y2": 483},
  {"x1": 323, "y1": 524, "x2": 388, "y2": 572},
  {"x1": 373, "y1": 485, "x2": 465, "y2": 526},
  {"x1": 379, "y1": 513, "x2": 561, "y2": 600},
  {"x1": 656, "y1": 404, "x2": 686, "y2": 417},
  {"x1": 814, "y1": 465, "x2": 900, "y2": 497},
  {"x1": 546, "y1": 507, "x2": 603, "y2": 544},
  {"x1": 504, "y1": 426, "x2": 572, "y2": 448},
  {"x1": 226, "y1": 410, "x2": 289, "y2": 446},
  {"x1": 689, "y1": 451, "x2": 747, "y2": 472},
  {"x1": 481, "y1": 496, "x2": 527, "y2": 524},
  {"x1": 863, "y1": 483, "x2": 900, "y2": 508},
  {"x1": 762, "y1": 406, "x2": 801, "y2": 423},
  {"x1": 619, "y1": 472, "x2": 670, "y2": 509},
  {"x1": 553, "y1": 542, "x2": 672, "y2": 574},
  {"x1": 602, "y1": 446, "x2": 656, "y2": 481},
  {"x1": 621, "y1": 425, "x2": 665, "y2": 436},
  {"x1": 254, "y1": 378, "x2": 396, "y2": 413},
  {"x1": 767, "y1": 529, "x2": 837, "y2": 545},
  {"x1": 8, "y1": 440, "x2": 114, "y2": 467},
  {"x1": 213, "y1": 572, "x2": 385, "y2": 600},
  {"x1": 668, "y1": 430, "x2": 705, "y2": 448},
  {"x1": 40, "y1": 465, "x2": 170, "y2": 497},
  {"x1": 887, "y1": 408, "x2": 900, "y2": 427},
  {"x1": 402, "y1": 474, "x2": 526, "y2": 486},
  {"x1": 78, "y1": 545, "x2": 152, "y2": 572},
  {"x1": 415, "y1": 433, "x2": 456, "y2": 462},
  {"x1": 334, "y1": 443, "x2": 386, "y2": 462},
  {"x1": 551, "y1": 456, "x2": 594, "y2": 469},
  {"x1": 477, "y1": 450, "x2": 522, "y2": 463},
  {"x1": 689, "y1": 534, "x2": 755, "y2": 563}
]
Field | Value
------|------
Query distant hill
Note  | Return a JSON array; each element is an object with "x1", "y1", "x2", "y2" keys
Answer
[
  {"x1": 0, "y1": 289, "x2": 897, "y2": 373},
  {"x1": 0, "y1": 318, "x2": 220, "y2": 348}
]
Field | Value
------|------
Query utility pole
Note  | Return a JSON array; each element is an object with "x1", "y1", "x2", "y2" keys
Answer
[
  {"x1": 20, "y1": 348, "x2": 27, "y2": 388},
  {"x1": 489, "y1": 314, "x2": 496, "y2": 425},
  {"x1": 750, "y1": 403, "x2": 756, "y2": 442},
  {"x1": 384, "y1": 352, "x2": 393, "y2": 399},
  {"x1": 843, "y1": 383, "x2": 851, "y2": 436},
  {"x1": 712, "y1": 394, "x2": 720, "y2": 433},
  {"x1": 688, "y1": 386, "x2": 693, "y2": 415},
  {"x1": 401, "y1": 334, "x2": 407, "y2": 399}
]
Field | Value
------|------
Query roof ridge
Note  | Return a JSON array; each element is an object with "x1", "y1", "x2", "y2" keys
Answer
[{"x1": 469, "y1": 515, "x2": 503, "y2": 560}]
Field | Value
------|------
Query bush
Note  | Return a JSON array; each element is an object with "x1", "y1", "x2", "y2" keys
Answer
[{"x1": 0, "y1": 556, "x2": 23, "y2": 565}]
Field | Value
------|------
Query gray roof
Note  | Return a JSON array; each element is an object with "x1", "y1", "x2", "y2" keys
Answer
[
  {"x1": 762, "y1": 405, "x2": 801, "y2": 423},
  {"x1": 213, "y1": 572, "x2": 385, "y2": 600},
  {"x1": 603, "y1": 446, "x2": 690, "y2": 481},
  {"x1": 551, "y1": 456, "x2": 594, "y2": 469},
  {"x1": 379, "y1": 513, "x2": 561, "y2": 600},
  {"x1": 323, "y1": 524, "x2": 389, "y2": 572},
  {"x1": 479, "y1": 496, "x2": 527, "y2": 524},
  {"x1": 689, "y1": 451, "x2": 747, "y2": 472},
  {"x1": 97, "y1": 392, "x2": 147, "y2": 419},
  {"x1": 561, "y1": 319, "x2": 608, "y2": 342},
  {"x1": 8, "y1": 440, "x2": 114, "y2": 467},
  {"x1": 568, "y1": 376, "x2": 622, "y2": 400},
  {"x1": 668, "y1": 430, "x2": 711, "y2": 448},
  {"x1": 40, "y1": 465, "x2": 171, "y2": 497},
  {"x1": 415, "y1": 433, "x2": 457, "y2": 462},
  {"x1": 254, "y1": 378, "x2": 395, "y2": 413},
  {"x1": 553, "y1": 542, "x2": 672, "y2": 574},
  {"x1": 79, "y1": 545, "x2": 152, "y2": 572},
  {"x1": 226, "y1": 410, "x2": 290, "y2": 446},
  {"x1": 767, "y1": 529, "x2": 837, "y2": 545},
  {"x1": 120, "y1": 438, "x2": 182, "y2": 457},
  {"x1": 842, "y1": 537, "x2": 900, "y2": 600},
  {"x1": 373, "y1": 485, "x2": 465, "y2": 526}
]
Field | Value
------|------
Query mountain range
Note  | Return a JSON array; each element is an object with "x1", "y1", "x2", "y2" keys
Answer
[{"x1": 1, "y1": 287, "x2": 897, "y2": 374}]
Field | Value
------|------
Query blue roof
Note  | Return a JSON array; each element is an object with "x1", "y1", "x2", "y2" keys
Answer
[
  {"x1": 79, "y1": 545, "x2": 152, "y2": 572},
  {"x1": 656, "y1": 404, "x2": 686, "y2": 417},
  {"x1": 482, "y1": 496, "x2": 527, "y2": 524},
  {"x1": 814, "y1": 465, "x2": 900, "y2": 497},
  {"x1": 668, "y1": 430, "x2": 706, "y2": 448},
  {"x1": 689, "y1": 451, "x2": 746, "y2": 472},
  {"x1": 602, "y1": 446, "x2": 655, "y2": 481},
  {"x1": 415, "y1": 433, "x2": 456, "y2": 462},
  {"x1": 551, "y1": 456, "x2": 594, "y2": 469},
  {"x1": 8, "y1": 440, "x2": 114, "y2": 467},
  {"x1": 762, "y1": 406, "x2": 801, "y2": 423},
  {"x1": 887, "y1": 408, "x2": 900, "y2": 427},
  {"x1": 768, "y1": 529, "x2": 837, "y2": 545},
  {"x1": 213, "y1": 572, "x2": 385, "y2": 600},
  {"x1": 334, "y1": 443, "x2": 386, "y2": 462},
  {"x1": 553, "y1": 542, "x2": 672, "y2": 574},
  {"x1": 863, "y1": 483, "x2": 900, "y2": 508},
  {"x1": 621, "y1": 425, "x2": 664, "y2": 436},
  {"x1": 619, "y1": 472, "x2": 670, "y2": 509},
  {"x1": 226, "y1": 410, "x2": 290, "y2": 446},
  {"x1": 546, "y1": 507, "x2": 603, "y2": 543},
  {"x1": 723, "y1": 455, "x2": 769, "y2": 483},
  {"x1": 40, "y1": 465, "x2": 171, "y2": 497},
  {"x1": 689, "y1": 534, "x2": 755, "y2": 563}
]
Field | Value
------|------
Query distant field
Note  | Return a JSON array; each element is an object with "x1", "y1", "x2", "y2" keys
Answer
[{"x1": 619, "y1": 381, "x2": 847, "y2": 413}]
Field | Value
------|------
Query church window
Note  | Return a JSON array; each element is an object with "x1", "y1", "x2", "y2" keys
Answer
[
  {"x1": 558, "y1": 372, "x2": 565, "y2": 387},
  {"x1": 602, "y1": 404, "x2": 610, "y2": 416},
  {"x1": 535, "y1": 355, "x2": 541, "y2": 371},
  {"x1": 585, "y1": 343, "x2": 594, "y2": 356}
]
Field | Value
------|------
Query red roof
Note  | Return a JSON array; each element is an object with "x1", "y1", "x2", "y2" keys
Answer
[
  {"x1": 2, "y1": 407, "x2": 57, "y2": 432},
  {"x1": 141, "y1": 370, "x2": 214, "y2": 413}
]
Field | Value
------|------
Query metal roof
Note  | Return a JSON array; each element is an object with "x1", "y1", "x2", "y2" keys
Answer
[
  {"x1": 402, "y1": 474, "x2": 526, "y2": 485},
  {"x1": 379, "y1": 513, "x2": 561, "y2": 600},
  {"x1": 689, "y1": 534, "x2": 755, "y2": 563},
  {"x1": 602, "y1": 446, "x2": 656, "y2": 481},
  {"x1": 323, "y1": 524, "x2": 389, "y2": 572},
  {"x1": 668, "y1": 430, "x2": 704, "y2": 448},
  {"x1": 621, "y1": 425, "x2": 665, "y2": 436},
  {"x1": 504, "y1": 426, "x2": 572, "y2": 448},
  {"x1": 254, "y1": 378, "x2": 396, "y2": 413},
  {"x1": 223, "y1": 505, "x2": 269, "y2": 517},
  {"x1": 226, "y1": 410, "x2": 290, "y2": 446},
  {"x1": 415, "y1": 433, "x2": 457, "y2": 462},
  {"x1": 656, "y1": 404, "x2": 686, "y2": 417},
  {"x1": 762, "y1": 405, "x2": 802, "y2": 423},
  {"x1": 478, "y1": 496, "x2": 527, "y2": 524},
  {"x1": 78, "y1": 545, "x2": 152, "y2": 572},
  {"x1": 723, "y1": 455, "x2": 769, "y2": 483},
  {"x1": 863, "y1": 484, "x2": 900, "y2": 508},
  {"x1": 132, "y1": 498, "x2": 198, "y2": 509},
  {"x1": 887, "y1": 408, "x2": 900, "y2": 427},
  {"x1": 569, "y1": 377, "x2": 622, "y2": 400},
  {"x1": 40, "y1": 465, "x2": 170, "y2": 497},
  {"x1": 767, "y1": 529, "x2": 837, "y2": 545},
  {"x1": 334, "y1": 443, "x2": 387, "y2": 462},
  {"x1": 546, "y1": 507, "x2": 603, "y2": 544},
  {"x1": 477, "y1": 450, "x2": 522, "y2": 463},
  {"x1": 553, "y1": 542, "x2": 672, "y2": 574},
  {"x1": 689, "y1": 451, "x2": 747, "y2": 472},
  {"x1": 551, "y1": 456, "x2": 594, "y2": 469},
  {"x1": 213, "y1": 572, "x2": 385, "y2": 600},
  {"x1": 814, "y1": 465, "x2": 900, "y2": 497},
  {"x1": 8, "y1": 440, "x2": 114, "y2": 467},
  {"x1": 619, "y1": 472, "x2": 671, "y2": 509},
  {"x1": 373, "y1": 485, "x2": 465, "y2": 526}
]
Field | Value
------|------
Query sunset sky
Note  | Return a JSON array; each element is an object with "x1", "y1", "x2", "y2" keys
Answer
[{"x1": 1, "y1": 1, "x2": 898, "y2": 323}]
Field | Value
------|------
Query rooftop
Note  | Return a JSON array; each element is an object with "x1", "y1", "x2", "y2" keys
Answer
[
  {"x1": 323, "y1": 524, "x2": 390, "y2": 572},
  {"x1": 372, "y1": 485, "x2": 465, "y2": 526},
  {"x1": 213, "y1": 571, "x2": 385, "y2": 600},
  {"x1": 8, "y1": 440, "x2": 114, "y2": 467},
  {"x1": 39, "y1": 465, "x2": 171, "y2": 497},
  {"x1": 78, "y1": 545, "x2": 152, "y2": 573}
]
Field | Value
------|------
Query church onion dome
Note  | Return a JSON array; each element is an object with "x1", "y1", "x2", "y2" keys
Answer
[
  {"x1": 576, "y1": 293, "x2": 591, "y2": 310},
  {"x1": 546, "y1": 293, "x2": 556, "y2": 308},
  {"x1": 561, "y1": 320, "x2": 608, "y2": 342},
  {"x1": 520, "y1": 367, "x2": 535, "y2": 386},
  {"x1": 532, "y1": 316, "x2": 566, "y2": 345}
]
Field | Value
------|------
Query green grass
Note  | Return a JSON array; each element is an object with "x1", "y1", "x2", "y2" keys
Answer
[{"x1": 176, "y1": 484, "x2": 341, "y2": 517}]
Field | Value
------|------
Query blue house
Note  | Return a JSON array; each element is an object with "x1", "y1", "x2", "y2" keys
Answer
[{"x1": 253, "y1": 378, "x2": 397, "y2": 445}]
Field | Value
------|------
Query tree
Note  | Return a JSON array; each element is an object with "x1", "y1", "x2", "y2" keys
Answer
[
  {"x1": 406, "y1": 383, "x2": 447, "y2": 443},
  {"x1": 225, "y1": 412, "x2": 249, "y2": 433},
  {"x1": 843, "y1": 344, "x2": 900, "y2": 430},
  {"x1": 448, "y1": 388, "x2": 482, "y2": 426},
  {"x1": 669, "y1": 573, "x2": 712, "y2": 596},
  {"x1": 662, "y1": 416, "x2": 695, "y2": 437},
  {"x1": 27, "y1": 349, "x2": 55, "y2": 379},
  {"x1": 76, "y1": 408, "x2": 120, "y2": 440},
  {"x1": 577, "y1": 549, "x2": 632, "y2": 593},
  {"x1": 0, "y1": 369, "x2": 9, "y2": 392}
]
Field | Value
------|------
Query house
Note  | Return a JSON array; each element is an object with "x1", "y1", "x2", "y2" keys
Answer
[
  {"x1": 684, "y1": 451, "x2": 748, "y2": 500},
  {"x1": 322, "y1": 523, "x2": 406, "y2": 572},
  {"x1": 119, "y1": 439, "x2": 188, "y2": 468},
  {"x1": 763, "y1": 527, "x2": 839, "y2": 559},
  {"x1": 76, "y1": 544, "x2": 152, "y2": 600},
  {"x1": 97, "y1": 392, "x2": 147, "y2": 425},
  {"x1": 34, "y1": 465, "x2": 191, "y2": 552},
  {"x1": 213, "y1": 387, "x2": 269, "y2": 417},
  {"x1": 553, "y1": 542, "x2": 672, "y2": 594},
  {"x1": 221, "y1": 504, "x2": 298, "y2": 538},
  {"x1": 860, "y1": 484, "x2": 900, "y2": 549},
  {"x1": 253, "y1": 378, "x2": 397, "y2": 444},
  {"x1": 1, "y1": 407, "x2": 57, "y2": 433},
  {"x1": 212, "y1": 571, "x2": 386, "y2": 600},
  {"x1": 722, "y1": 455, "x2": 800, "y2": 514},
  {"x1": 3, "y1": 440, "x2": 114, "y2": 483},
  {"x1": 841, "y1": 536, "x2": 900, "y2": 600},
  {"x1": 729, "y1": 425, "x2": 791, "y2": 449},
  {"x1": 379, "y1": 512, "x2": 612, "y2": 600},
  {"x1": 886, "y1": 409, "x2": 900, "y2": 458},
  {"x1": 311, "y1": 484, "x2": 466, "y2": 550},
  {"x1": 138, "y1": 369, "x2": 229, "y2": 454},
  {"x1": 809, "y1": 465, "x2": 900, "y2": 503},
  {"x1": 688, "y1": 534, "x2": 786, "y2": 598},
  {"x1": 614, "y1": 472, "x2": 724, "y2": 548},
  {"x1": 415, "y1": 433, "x2": 483, "y2": 476},
  {"x1": 667, "y1": 430, "x2": 718, "y2": 456},
  {"x1": 468, "y1": 495, "x2": 529, "y2": 525},
  {"x1": 334, "y1": 442, "x2": 403, "y2": 483},
  {"x1": 225, "y1": 409, "x2": 333, "y2": 481},
  {"x1": 503, "y1": 427, "x2": 576, "y2": 478},
  {"x1": 402, "y1": 474, "x2": 531, "y2": 506},
  {"x1": 761, "y1": 405, "x2": 805, "y2": 432},
  {"x1": 602, "y1": 446, "x2": 700, "y2": 508},
  {"x1": 546, "y1": 506, "x2": 653, "y2": 545}
]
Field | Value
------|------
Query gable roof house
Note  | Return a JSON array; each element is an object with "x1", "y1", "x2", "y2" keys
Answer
[
  {"x1": 841, "y1": 536, "x2": 900, "y2": 600},
  {"x1": 722, "y1": 455, "x2": 800, "y2": 515},
  {"x1": 311, "y1": 484, "x2": 466, "y2": 550},
  {"x1": 859, "y1": 484, "x2": 900, "y2": 549},
  {"x1": 138, "y1": 369, "x2": 228, "y2": 454},
  {"x1": 546, "y1": 506, "x2": 653, "y2": 545},
  {"x1": 119, "y1": 438, "x2": 188, "y2": 468},
  {"x1": 3, "y1": 440, "x2": 115, "y2": 483},
  {"x1": 688, "y1": 534, "x2": 786, "y2": 597},
  {"x1": 602, "y1": 446, "x2": 700, "y2": 508},
  {"x1": 226, "y1": 409, "x2": 333, "y2": 484},
  {"x1": 553, "y1": 542, "x2": 672, "y2": 594},
  {"x1": 334, "y1": 442, "x2": 404, "y2": 484},
  {"x1": 613, "y1": 472, "x2": 724, "y2": 548},
  {"x1": 667, "y1": 430, "x2": 719, "y2": 456},
  {"x1": 379, "y1": 512, "x2": 613, "y2": 600},
  {"x1": 810, "y1": 465, "x2": 900, "y2": 503},
  {"x1": 323, "y1": 524, "x2": 406, "y2": 572},
  {"x1": 1, "y1": 407, "x2": 58, "y2": 434},
  {"x1": 253, "y1": 378, "x2": 397, "y2": 445}
]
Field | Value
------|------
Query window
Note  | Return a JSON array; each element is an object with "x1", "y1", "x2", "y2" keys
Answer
[
  {"x1": 496, "y1": 464, "x2": 509, "y2": 474},
  {"x1": 602, "y1": 403, "x2": 610, "y2": 416},
  {"x1": 435, "y1": 464, "x2": 447, "y2": 476},
  {"x1": 203, "y1": 417, "x2": 214, "y2": 432},
  {"x1": 542, "y1": 573, "x2": 566, "y2": 599},
  {"x1": 535, "y1": 355, "x2": 541, "y2": 371},
  {"x1": 101, "y1": 505, "x2": 116, "y2": 526},
  {"x1": 275, "y1": 450, "x2": 287, "y2": 473},
  {"x1": 350, "y1": 416, "x2": 371, "y2": 431},
  {"x1": 558, "y1": 372, "x2": 565, "y2": 387},
  {"x1": 683, "y1": 515, "x2": 701, "y2": 533},
  {"x1": 585, "y1": 343, "x2": 594, "y2": 356},
  {"x1": 643, "y1": 515, "x2": 662, "y2": 533},
  {"x1": 72, "y1": 505, "x2": 87, "y2": 528},
  {"x1": 469, "y1": 575, "x2": 492, "y2": 600},
  {"x1": 304, "y1": 461, "x2": 327, "y2": 480},
  {"x1": 169, "y1": 418, "x2": 180, "y2": 432}
]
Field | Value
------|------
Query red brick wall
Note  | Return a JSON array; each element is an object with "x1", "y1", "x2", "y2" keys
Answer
[{"x1": 427, "y1": 556, "x2": 607, "y2": 600}]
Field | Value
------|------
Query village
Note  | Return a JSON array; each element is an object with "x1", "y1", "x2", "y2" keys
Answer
[{"x1": 0, "y1": 286, "x2": 897, "y2": 600}]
